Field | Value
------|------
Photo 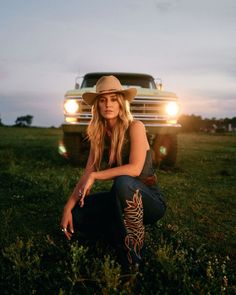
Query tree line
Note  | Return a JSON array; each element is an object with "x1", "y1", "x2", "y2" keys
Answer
[
  {"x1": 0, "y1": 115, "x2": 33, "y2": 127},
  {"x1": 178, "y1": 114, "x2": 236, "y2": 132},
  {"x1": 0, "y1": 114, "x2": 236, "y2": 132}
]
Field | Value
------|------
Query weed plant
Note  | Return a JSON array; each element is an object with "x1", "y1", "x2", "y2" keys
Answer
[{"x1": 0, "y1": 127, "x2": 235, "y2": 294}]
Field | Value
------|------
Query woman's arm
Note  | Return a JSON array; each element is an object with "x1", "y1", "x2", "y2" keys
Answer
[
  {"x1": 63, "y1": 148, "x2": 95, "y2": 211},
  {"x1": 60, "y1": 148, "x2": 95, "y2": 239}
]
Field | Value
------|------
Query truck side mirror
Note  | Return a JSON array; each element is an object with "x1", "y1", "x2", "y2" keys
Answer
[
  {"x1": 75, "y1": 75, "x2": 82, "y2": 89},
  {"x1": 155, "y1": 78, "x2": 163, "y2": 90},
  {"x1": 156, "y1": 82, "x2": 162, "y2": 90}
]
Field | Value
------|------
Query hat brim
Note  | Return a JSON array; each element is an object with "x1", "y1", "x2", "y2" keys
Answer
[{"x1": 82, "y1": 88, "x2": 137, "y2": 105}]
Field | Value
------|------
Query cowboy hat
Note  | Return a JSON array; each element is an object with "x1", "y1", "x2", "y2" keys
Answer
[{"x1": 82, "y1": 75, "x2": 137, "y2": 105}]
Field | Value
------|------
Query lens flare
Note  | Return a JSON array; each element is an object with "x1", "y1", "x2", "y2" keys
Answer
[
  {"x1": 159, "y1": 146, "x2": 167, "y2": 156},
  {"x1": 58, "y1": 141, "x2": 68, "y2": 158},
  {"x1": 166, "y1": 102, "x2": 179, "y2": 116},
  {"x1": 64, "y1": 99, "x2": 79, "y2": 114}
]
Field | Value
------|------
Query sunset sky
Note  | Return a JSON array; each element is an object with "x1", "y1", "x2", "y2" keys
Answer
[{"x1": 0, "y1": 0, "x2": 236, "y2": 127}]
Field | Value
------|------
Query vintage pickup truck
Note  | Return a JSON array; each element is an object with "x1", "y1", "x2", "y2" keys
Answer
[{"x1": 60, "y1": 72, "x2": 181, "y2": 167}]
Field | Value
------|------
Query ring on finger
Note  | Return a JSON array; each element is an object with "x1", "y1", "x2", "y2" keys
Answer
[{"x1": 61, "y1": 228, "x2": 67, "y2": 232}]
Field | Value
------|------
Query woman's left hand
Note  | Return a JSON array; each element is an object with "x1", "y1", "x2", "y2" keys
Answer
[{"x1": 79, "y1": 172, "x2": 96, "y2": 207}]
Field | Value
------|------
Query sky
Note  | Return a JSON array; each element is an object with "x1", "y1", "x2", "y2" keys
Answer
[{"x1": 0, "y1": 0, "x2": 236, "y2": 127}]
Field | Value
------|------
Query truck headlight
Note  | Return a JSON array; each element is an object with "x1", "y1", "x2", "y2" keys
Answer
[
  {"x1": 64, "y1": 99, "x2": 79, "y2": 114},
  {"x1": 165, "y1": 102, "x2": 179, "y2": 117}
]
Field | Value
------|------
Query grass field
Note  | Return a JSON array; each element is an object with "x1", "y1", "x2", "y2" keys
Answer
[{"x1": 0, "y1": 126, "x2": 235, "y2": 294}]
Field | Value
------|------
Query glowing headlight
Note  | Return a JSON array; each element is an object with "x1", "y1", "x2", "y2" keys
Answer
[
  {"x1": 165, "y1": 102, "x2": 179, "y2": 116},
  {"x1": 64, "y1": 100, "x2": 79, "y2": 114}
]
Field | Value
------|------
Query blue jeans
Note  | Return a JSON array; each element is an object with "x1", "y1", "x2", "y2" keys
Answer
[{"x1": 72, "y1": 175, "x2": 166, "y2": 266}]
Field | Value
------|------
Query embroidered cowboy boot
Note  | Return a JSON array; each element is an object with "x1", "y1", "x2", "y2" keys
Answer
[{"x1": 123, "y1": 189, "x2": 145, "y2": 266}]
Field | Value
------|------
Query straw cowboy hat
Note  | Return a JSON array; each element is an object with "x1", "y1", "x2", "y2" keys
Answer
[{"x1": 82, "y1": 75, "x2": 137, "y2": 105}]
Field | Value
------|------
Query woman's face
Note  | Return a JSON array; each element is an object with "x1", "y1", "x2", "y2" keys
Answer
[{"x1": 98, "y1": 93, "x2": 120, "y2": 122}]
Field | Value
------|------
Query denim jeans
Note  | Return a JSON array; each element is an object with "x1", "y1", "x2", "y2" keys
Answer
[{"x1": 72, "y1": 175, "x2": 166, "y2": 266}]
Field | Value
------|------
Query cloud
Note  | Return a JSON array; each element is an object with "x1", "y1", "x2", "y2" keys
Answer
[
  {"x1": 180, "y1": 88, "x2": 236, "y2": 119},
  {"x1": 153, "y1": 0, "x2": 182, "y2": 12},
  {"x1": 158, "y1": 46, "x2": 236, "y2": 81},
  {"x1": 191, "y1": 88, "x2": 236, "y2": 101},
  {"x1": 1, "y1": 0, "x2": 236, "y2": 125}
]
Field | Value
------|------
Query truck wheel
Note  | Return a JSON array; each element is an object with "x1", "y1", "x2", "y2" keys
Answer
[
  {"x1": 152, "y1": 134, "x2": 177, "y2": 168},
  {"x1": 63, "y1": 133, "x2": 89, "y2": 166}
]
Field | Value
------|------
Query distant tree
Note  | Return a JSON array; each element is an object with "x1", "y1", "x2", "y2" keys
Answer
[
  {"x1": 179, "y1": 114, "x2": 236, "y2": 132},
  {"x1": 0, "y1": 117, "x2": 3, "y2": 126},
  {"x1": 179, "y1": 114, "x2": 204, "y2": 132},
  {"x1": 15, "y1": 115, "x2": 33, "y2": 127},
  {"x1": 230, "y1": 117, "x2": 236, "y2": 127}
]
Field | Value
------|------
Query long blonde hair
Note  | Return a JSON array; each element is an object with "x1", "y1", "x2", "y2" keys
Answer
[{"x1": 87, "y1": 94, "x2": 133, "y2": 170}]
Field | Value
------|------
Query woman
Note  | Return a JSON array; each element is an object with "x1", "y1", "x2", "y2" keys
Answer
[{"x1": 60, "y1": 75, "x2": 166, "y2": 268}]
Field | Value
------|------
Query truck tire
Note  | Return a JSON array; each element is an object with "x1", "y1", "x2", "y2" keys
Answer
[
  {"x1": 63, "y1": 133, "x2": 89, "y2": 166},
  {"x1": 152, "y1": 134, "x2": 177, "y2": 168}
]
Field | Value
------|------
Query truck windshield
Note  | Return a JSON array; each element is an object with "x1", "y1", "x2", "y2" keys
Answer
[{"x1": 81, "y1": 73, "x2": 156, "y2": 89}]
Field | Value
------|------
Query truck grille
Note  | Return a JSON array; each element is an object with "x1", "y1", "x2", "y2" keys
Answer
[{"x1": 64, "y1": 96, "x2": 179, "y2": 127}]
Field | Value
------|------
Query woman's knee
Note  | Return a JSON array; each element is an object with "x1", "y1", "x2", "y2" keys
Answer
[{"x1": 113, "y1": 175, "x2": 138, "y2": 204}]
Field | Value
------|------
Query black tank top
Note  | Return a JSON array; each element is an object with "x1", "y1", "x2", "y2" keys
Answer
[{"x1": 101, "y1": 128, "x2": 155, "y2": 178}]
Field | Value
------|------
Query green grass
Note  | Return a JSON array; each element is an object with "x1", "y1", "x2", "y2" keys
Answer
[{"x1": 0, "y1": 127, "x2": 235, "y2": 294}]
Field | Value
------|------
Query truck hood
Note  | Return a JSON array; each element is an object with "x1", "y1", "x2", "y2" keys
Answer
[{"x1": 65, "y1": 87, "x2": 178, "y2": 99}]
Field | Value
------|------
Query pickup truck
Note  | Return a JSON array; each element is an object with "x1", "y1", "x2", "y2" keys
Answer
[{"x1": 60, "y1": 72, "x2": 181, "y2": 167}]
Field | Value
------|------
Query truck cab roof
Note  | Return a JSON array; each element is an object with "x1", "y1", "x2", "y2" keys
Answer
[{"x1": 81, "y1": 72, "x2": 157, "y2": 89}]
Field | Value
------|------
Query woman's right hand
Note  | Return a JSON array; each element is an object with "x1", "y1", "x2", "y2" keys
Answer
[
  {"x1": 60, "y1": 208, "x2": 74, "y2": 240},
  {"x1": 60, "y1": 181, "x2": 85, "y2": 240}
]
